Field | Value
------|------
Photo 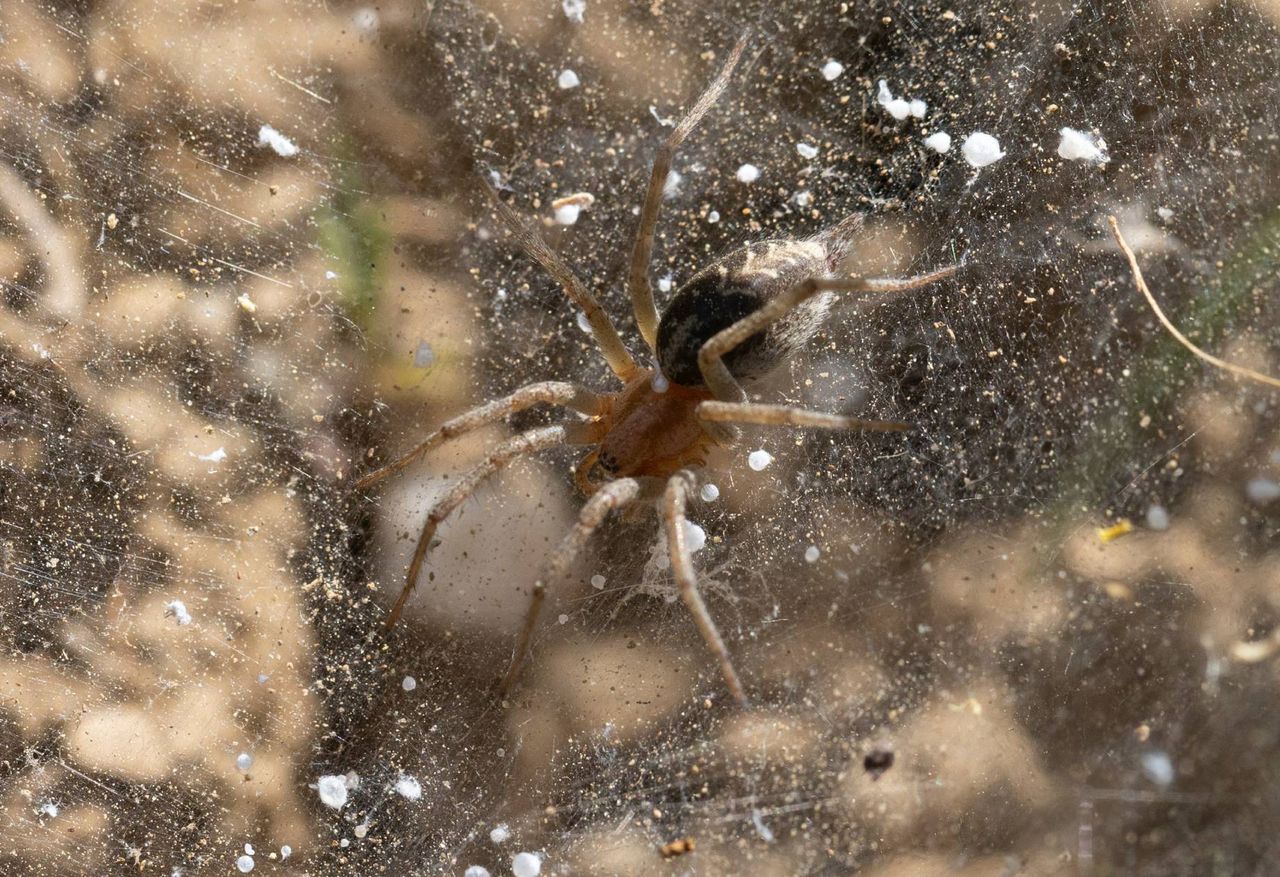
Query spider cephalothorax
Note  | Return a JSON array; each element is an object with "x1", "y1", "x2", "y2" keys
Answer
[{"x1": 357, "y1": 35, "x2": 956, "y2": 705}]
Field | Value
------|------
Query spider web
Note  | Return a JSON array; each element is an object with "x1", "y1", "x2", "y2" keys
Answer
[{"x1": 0, "y1": 0, "x2": 1278, "y2": 874}]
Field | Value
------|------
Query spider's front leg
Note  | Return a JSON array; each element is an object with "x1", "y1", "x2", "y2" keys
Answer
[{"x1": 664, "y1": 470, "x2": 748, "y2": 706}]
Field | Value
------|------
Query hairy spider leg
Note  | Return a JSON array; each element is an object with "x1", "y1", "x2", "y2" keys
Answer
[
  {"x1": 697, "y1": 401, "x2": 909, "y2": 431},
  {"x1": 664, "y1": 470, "x2": 747, "y2": 705},
  {"x1": 496, "y1": 477, "x2": 646, "y2": 697},
  {"x1": 355, "y1": 381, "x2": 604, "y2": 491},
  {"x1": 487, "y1": 184, "x2": 638, "y2": 380},
  {"x1": 628, "y1": 34, "x2": 750, "y2": 351},
  {"x1": 385, "y1": 423, "x2": 596, "y2": 628},
  {"x1": 696, "y1": 265, "x2": 959, "y2": 404}
]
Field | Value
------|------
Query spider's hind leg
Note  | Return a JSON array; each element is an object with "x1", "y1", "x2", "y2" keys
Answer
[
  {"x1": 664, "y1": 470, "x2": 748, "y2": 706},
  {"x1": 496, "y1": 477, "x2": 645, "y2": 697}
]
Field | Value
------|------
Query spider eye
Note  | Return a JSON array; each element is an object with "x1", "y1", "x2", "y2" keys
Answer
[{"x1": 597, "y1": 451, "x2": 619, "y2": 474}]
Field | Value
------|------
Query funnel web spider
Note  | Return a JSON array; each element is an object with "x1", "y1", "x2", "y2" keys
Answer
[{"x1": 357, "y1": 35, "x2": 956, "y2": 705}]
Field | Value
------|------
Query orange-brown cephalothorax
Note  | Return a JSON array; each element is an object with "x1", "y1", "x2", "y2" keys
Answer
[{"x1": 593, "y1": 368, "x2": 716, "y2": 484}]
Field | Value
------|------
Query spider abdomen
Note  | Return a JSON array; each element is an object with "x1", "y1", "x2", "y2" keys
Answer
[{"x1": 656, "y1": 239, "x2": 834, "y2": 387}]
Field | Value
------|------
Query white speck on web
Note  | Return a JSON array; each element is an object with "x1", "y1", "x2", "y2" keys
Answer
[
  {"x1": 748, "y1": 449, "x2": 774, "y2": 471},
  {"x1": 961, "y1": 132, "x2": 1005, "y2": 168},
  {"x1": 512, "y1": 852, "x2": 542, "y2": 877},
  {"x1": 590, "y1": 574, "x2": 606, "y2": 590},
  {"x1": 394, "y1": 775, "x2": 422, "y2": 801},
  {"x1": 38, "y1": 802, "x2": 58, "y2": 818},
  {"x1": 557, "y1": 614, "x2": 569, "y2": 625},
  {"x1": 236, "y1": 855, "x2": 254, "y2": 873},
  {"x1": 681, "y1": 521, "x2": 706, "y2": 553},
  {"x1": 662, "y1": 168, "x2": 682, "y2": 197},
  {"x1": 1057, "y1": 127, "x2": 1109, "y2": 164},
  {"x1": 490, "y1": 824, "x2": 511, "y2": 844},
  {"x1": 657, "y1": 273, "x2": 674, "y2": 293},
  {"x1": 316, "y1": 775, "x2": 348, "y2": 810},
  {"x1": 735, "y1": 163, "x2": 760, "y2": 183},
  {"x1": 256, "y1": 125, "x2": 298, "y2": 157},
  {"x1": 924, "y1": 131, "x2": 952, "y2": 153},
  {"x1": 1246, "y1": 477, "x2": 1280, "y2": 505},
  {"x1": 236, "y1": 293, "x2": 256, "y2": 314},
  {"x1": 166, "y1": 600, "x2": 192, "y2": 626},
  {"x1": 1145, "y1": 505, "x2": 1170, "y2": 531},
  {"x1": 794, "y1": 190, "x2": 812, "y2": 207},
  {"x1": 821, "y1": 59, "x2": 844, "y2": 81},
  {"x1": 561, "y1": 0, "x2": 586, "y2": 23},
  {"x1": 280, "y1": 846, "x2": 291, "y2": 860},
  {"x1": 699, "y1": 483, "x2": 720, "y2": 502},
  {"x1": 402, "y1": 675, "x2": 417, "y2": 691},
  {"x1": 1156, "y1": 206, "x2": 1174, "y2": 221},
  {"x1": 196, "y1": 446, "x2": 226, "y2": 463},
  {"x1": 244, "y1": 844, "x2": 254, "y2": 856},
  {"x1": 236, "y1": 752, "x2": 253, "y2": 772},
  {"x1": 556, "y1": 69, "x2": 580, "y2": 90},
  {"x1": 804, "y1": 545, "x2": 820, "y2": 563},
  {"x1": 752, "y1": 809, "x2": 775, "y2": 843},
  {"x1": 796, "y1": 142, "x2": 819, "y2": 160},
  {"x1": 707, "y1": 209, "x2": 720, "y2": 224},
  {"x1": 553, "y1": 203, "x2": 581, "y2": 225},
  {"x1": 1141, "y1": 751, "x2": 1175, "y2": 787},
  {"x1": 352, "y1": 7, "x2": 379, "y2": 32},
  {"x1": 876, "y1": 80, "x2": 911, "y2": 121},
  {"x1": 325, "y1": 270, "x2": 338, "y2": 280},
  {"x1": 465, "y1": 868, "x2": 492, "y2": 877},
  {"x1": 908, "y1": 98, "x2": 928, "y2": 118}
]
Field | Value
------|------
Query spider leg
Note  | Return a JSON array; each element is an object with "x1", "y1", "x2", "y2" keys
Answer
[
  {"x1": 354, "y1": 381, "x2": 603, "y2": 491},
  {"x1": 628, "y1": 34, "x2": 750, "y2": 351},
  {"x1": 485, "y1": 183, "x2": 638, "y2": 380},
  {"x1": 664, "y1": 470, "x2": 747, "y2": 706},
  {"x1": 697, "y1": 265, "x2": 958, "y2": 403},
  {"x1": 696, "y1": 401, "x2": 909, "y2": 432},
  {"x1": 385, "y1": 423, "x2": 586, "y2": 628},
  {"x1": 496, "y1": 477, "x2": 645, "y2": 697}
]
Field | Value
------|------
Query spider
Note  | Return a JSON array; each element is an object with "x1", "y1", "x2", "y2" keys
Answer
[{"x1": 356, "y1": 35, "x2": 957, "y2": 706}]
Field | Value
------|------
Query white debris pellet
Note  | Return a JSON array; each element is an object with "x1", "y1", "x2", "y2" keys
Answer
[
  {"x1": 590, "y1": 574, "x2": 606, "y2": 590},
  {"x1": 394, "y1": 775, "x2": 422, "y2": 801},
  {"x1": 1057, "y1": 127, "x2": 1109, "y2": 164},
  {"x1": 1145, "y1": 505, "x2": 1170, "y2": 531},
  {"x1": 38, "y1": 802, "x2": 58, "y2": 818},
  {"x1": 197, "y1": 446, "x2": 227, "y2": 463},
  {"x1": 1156, "y1": 206, "x2": 1174, "y2": 222},
  {"x1": 821, "y1": 59, "x2": 844, "y2": 81},
  {"x1": 657, "y1": 273, "x2": 674, "y2": 293},
  {"x1": 562, "y1": 0, "x2": 585, "y2": 23},
  {"x1": 576, "y1": 311, "x2": 592, "y2": 333},
  {"x1": 256, "y1": 125, "x2": 298, "y2": 158},
  {"x1": 699, "y1": 483, "x2": 720, "y2": 502},
  {"x1": 663, "y1": 169, "x2": 682, "y2": 198},
  {"x1": 553, "y1": 203, "x2": 581, "y2": 225},
  {"x1": 556, "y1": 69, "x2": 580, "y2": 90},
  {"x1": 908, "y1": 98, "x2": 928, "y2": 118},
  {"x1": 236, "y1": 855, "x2": 254, "y2": 873},
  {"x1": 1246, "y1": 477, "x2": 1280, "y2": 505},
  {"x1": 512, "y1": 852, "x2": 542, "y2": 877},
  {"x1": 1141, "y1": 751, "x2": 1174, "y2": 787},
  {"x1": 236, "y1": 293, "x2": 257, "y2": 314},
  {"x1": 961, "y1": 132, "x2": 1005, "y2": 168},
  {"x1": 402, "y1": 675, "x2": 417, "y2": 691},
  {"x1": 244, "y1": 844, "x2": 254, "y2": 856},
  {"x1": 748, "y1": 449, "x2": 774, "y2": 471},
  {"x1": 490, "y1": 824, "x2": 511, "y2": 844},
  {"x1": 236, "y1": 752, "x2": 253, "y2": 772},
  {"x1": 166, "y1": 600, "x2": 193, "y2": 626},
  {"x1": 796, "y1": 141, "x2": 819, "y2": 160},
  {"x1": 707, "y1": 210, "x2": 720, "y2": 224},
  {"x1": 557, "y1": 614, "x2": 569, "y2": 625},
  {"x1": 352, "y1": 7, "x2": 379, "y2": 32},
  {"x1": 735, "y1": 163, "x2": 760, "y2": 183},
  {"x1": 317, "y1": 775, "x2": 348, "y2": 810},
  {"x1": 876, "y1": 80, "x2": 911, "y2": 121},
  {"x1": 465, "y1": 868, "x2": 492, "y2": 877},
  {"x1": 923, "y1": 132, "x2": 952, "y2": 153},
  {"x1": 794, "y1": 190, "x2": 813, "y2": 207},
  {"x1": 804, "y1": 545, "x2": 820, "y2": 563},
  {"x1": 280, "y1": 846, "x2": 291, "y2": 860},
  {"x1": 681, "y1": 521, "x2": 707, "y2": 554}
]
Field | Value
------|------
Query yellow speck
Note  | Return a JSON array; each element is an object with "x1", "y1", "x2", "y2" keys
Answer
[{"x1": 1097, "y1": 519, "x2": 1134, "y2": 544}]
